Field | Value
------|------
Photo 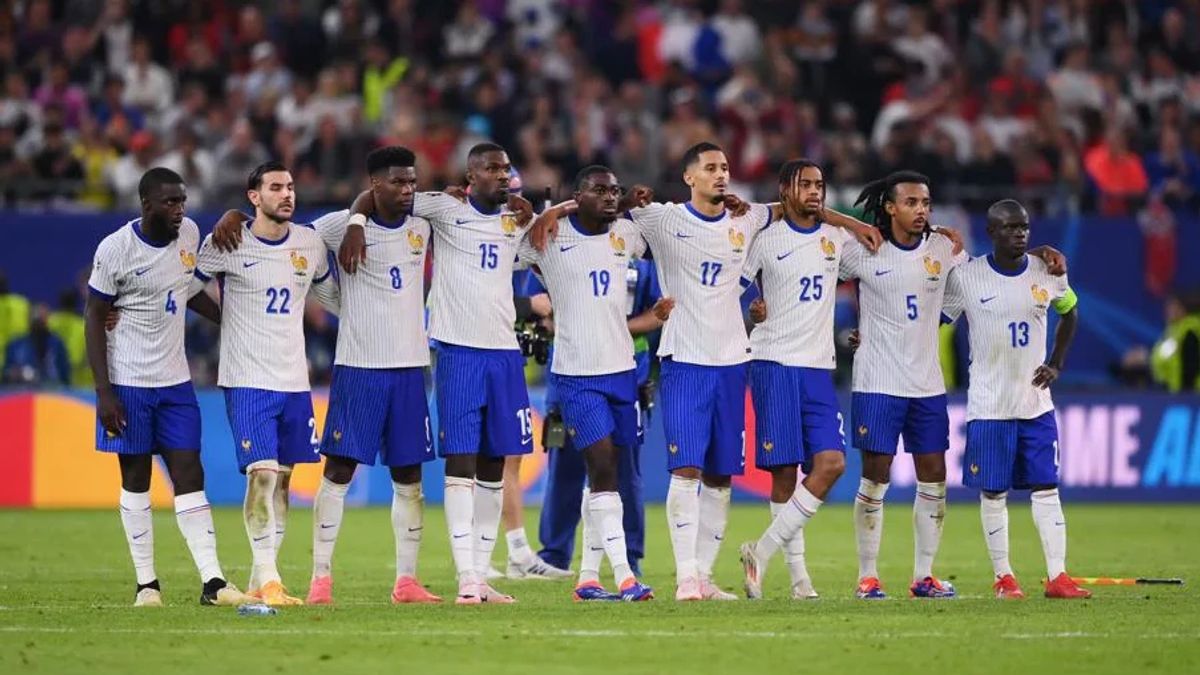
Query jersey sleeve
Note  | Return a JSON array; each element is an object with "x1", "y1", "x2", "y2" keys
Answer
[
  {"x1": 516, "y1": 237, "x2": 540, "y2": 268},
  {"x1": 312, "y1": 210, "x2": 349, "y2": 253},
  {"x1": 308, "y1": 249, "x2": 340, "y2": 315},
  {"x1": 628, "y1": 203, "x2": 669, "y2": 248},
  {"x1": 194, "y1": 234, "x2": 225, "y2": 282},
  {"x1": 1050, "y1": 272, "x2": 1077, "y2": 315},
  {"x1": 749, "y1": 203, "x2": 774, "y2": 231},
  {"x1": 839, "y1": 239, "x2": 864, "y2": 281},
  {"x1": 87, "y1": 238, "x2": 120, "y2": 301},
  {"x1": 412, "y1": 192, "x2": 462, "y2": 225},
  {"x1": 741, "y1": 238, "x2": 763, "y2": 284},
  {"x1": 941, "y1": 267, "x2": 965, "y2": 322}
]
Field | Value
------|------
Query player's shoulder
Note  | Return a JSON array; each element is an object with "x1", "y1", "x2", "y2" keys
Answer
[
  {"x1": 312, "y1": 208, "x2": 350, "y2": 230},
  {"x1": 178, "y1": 216, "x2": 200, "y2": 239},
  {"x1": 407, "y1": 213, "x2": 432, "y2": 233},
  {"x1": 96, "y1": 220, "x2": 135, "y2": 253}
]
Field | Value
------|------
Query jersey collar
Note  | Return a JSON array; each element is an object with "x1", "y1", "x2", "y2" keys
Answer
[
  {"x1": 783, "y1": 215, "x2": 821, "y2": 234},
  {"x1": 468, "y1": 196, "x2": 501, "y2": 216},
  {"x1": 131, "y1": 218, "x2": 171, "y2": 248},
  {"x1": 247, "y1": 222, "x2": 290, "y2": 246},
  {"x1": 986, "y1": 253, "x2": 1028, "y2": 276},
  {"x1": 684, "y1": 202, "x2": 726, "y2": 223}
]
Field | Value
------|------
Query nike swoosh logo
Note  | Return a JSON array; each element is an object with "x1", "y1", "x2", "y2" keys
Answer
[
  {"x1": 206, "y1": 530, "x2": 215, "y2": 535},
  {"x1": 252, "y1": 534, "x2": 270, "y2": 542},
  {"x1": 407, "y1": 527, "x2": 423, "y2": 532},
  {"x1": 674, "y1": 232, "x2": 694, "y2": 239},
  {"x1": 559, "y1": 244, "x2": 579, "y2": 252},
  {"x1": 981, "y1": 296, "x2": 997, "y2": 304},
  {"x1": 455, "y1": 218, "x2": 471, "y2": 225},
  {"x1": 874, "y1": 269, "x2": 892, "y2": 276},
  {"x1": 1054, "y1": 521, "x2": 1066, "y2": 526},
  {"x1": 674, "y1": 522, "x2": 691, "y2": 529},
  {"x1": 776, "y1": 250, "x2": 796, "y2": 261},
  {"x1": 864, "y1": 508, "x2": 881, "y2": 514},
  {"x1": 481, "y1": 536, "x2": 495, "y2": 542},
  {"x1": 134, "y1": 268, "x2": 151, "y2": 276},
  {"x1": 131, "y1": 530, "x2": 149, "y2": 539},
  {"x1": 605, "y1": 536, "x2": 623, "y2": 542},
  {"x1": 243, "y1": 261, "x2": 261, "y2": 268},
  {"x1": 319, "y1": 523, "x2": 337, "y2": 529},
  {"x1": 987, "y1": 527, "x2": 1005, "y2": 536},
  {"x1": 364, "y1": 242, "x2": 380, "y2": 248},
  {"x1": 452, "y1": 533, "x2": 469, "y2": 539}
]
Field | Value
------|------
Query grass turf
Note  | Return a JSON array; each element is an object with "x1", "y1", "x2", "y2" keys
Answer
[{"x1": 1, "y1": 504, "x2": 1196, "y2": 674}]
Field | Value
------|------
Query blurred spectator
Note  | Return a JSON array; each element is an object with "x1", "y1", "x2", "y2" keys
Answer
[
  {"x1": 891, "y1": 5, "x2": 952, "y2": 88},
  {"x1": 33, "y1": 61, "x2": 88, "y2": 129},
  {"x1": 1048, "y1": 42, "x2": 1103, "y2": 114},
  {"x1": 107, "y1": 129, "x2": 157, "y2": 211},
  {"x1": 240, "y1": 42, "x2": 294, "y2": 106},
  {"x1": 1085, "y1": 124, "x2": 1149, "y2": 215},
  {"x1": 31, "y1": 122, "x2": 84, "y2": 200},
  {"x1": 73, "y1": 118, "x2": 119, "y2": 210},
  {"x1": 506, "y1": 0, "x2": 564, "y2": 51},
  {"x1": 3, "y1": 304, "x2": 70, "y2": 386},
  {"x1": 710, "y1": 0, "x2": 761, "y2": 68},
  {"x1": 296, "y1": 115, "x2": 360, "y2": 205},
  {"x1": 1144, "y1": 126, "x2": 1200, "y2": 211},
  {"x1": 92, "y1": 75, "x2": 145, "y2": 132},
  {"x1": 213, "y1": 118, "x2": 269, "y2": 207},
  {"x1": 362, "y1": 41, "x2": 408, "y2": 124},
  {"x1": 156, "y1": 123, "x2": 215, "y2": 209},
  {"x1": 1151, "y1": 291, "x2": 1200, "y2": 393},
  {"x1": 271, "y1": 0, "x2": 327, "y2": 80},
  {"x1": 0, "y1": 271, "x2": 31, "y2": 355},
  {"x1": 790, "y1": 1, "x2": 837, "y2": 95},
  {"x1": 47, "y1": 288, "x2": 89, "y2": 386},
  {"x1": 96, "y1": 0, "x2": 134, "y2": 73},
  {"x1": 443, "y1": 2, "x2": 495, "y2": 61},
  {"x1": 177, "y1": 37, "x2": 225, "y2": 101},
  {"x1": 122, "y1": 37, "x2": 173, "y2": 115}
]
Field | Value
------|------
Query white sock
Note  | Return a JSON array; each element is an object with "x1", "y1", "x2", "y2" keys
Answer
[
  {"x1": 311, "y1": 477, "x2": 349, "y2": 579},
  {"x1": 119, "y1": 489, "x2": 156, "y2": 585},
  {"x1": 443, "y1": 476, "x2": 475, "y2": 583},
  {"x1": 244, "y1": 461, "x2": 280, "y2": 588},
  {"x1": 913, "y1": 481, "x2": 947, "y2": 580},
  {"x1": 980, "y1": 492, "x2": 1013, "y2": 578},
  {"x1": 1031, "y1": 488, "x2": 1067, "y2": 579},
  {"x1": 696, "y1": 484, "x2": 731, "y2": 581},
  {"x1": 590, "y1": 491, "x2": 634, "y2": 587},
  {"x1": 770, "y1": 500, "x2": 809, "y2": 585},
  {"x1": 174, "y1": 490, "x2": 223, "y2": 583},
  {"x1": 579, "y1": 488, "x2": 604, "y2": 585},
  {"x1": 472, "y1": 479, "x2": 504, "y2": 579},
  {"x1": 756, "y1": 485, "x2": 822, "y2": 561},
  {"x1": 666, "y1": 475, "x2": 700, "y2": 583},
  {"x1": 853, "y1": 478, "x2": 888, "y2": 580},
  {"x1": 273, "y1": 466, "x2": 292, "y2": 555},
  {"x1": 506, "y1": 527, "x2": 534, "y2": 565},
  {"x1": 392, "y1": 482, "x2": 423, "y2": 579}
]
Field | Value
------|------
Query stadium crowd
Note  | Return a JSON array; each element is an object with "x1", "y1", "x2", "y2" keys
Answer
[{"x1": 0, "y1": 0, "x2": 1198, "y2": 216}]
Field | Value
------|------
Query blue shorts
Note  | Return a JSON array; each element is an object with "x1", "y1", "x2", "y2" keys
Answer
[
  {"x1": 964, "y1": 411, "x2": 1059, "y2": 492},
  {"x1": 434, "y1": 343, "x2": 533, "y2": 458},
  {"x1": 750, "y1": 362, "x2": 845, "y2": 468},
  {"x1": 320, "y1": 365, "x2": 435, "y2": 467},
  {"x1": 556, "y1": 369, "x2": 641, "y2": 451},
  {"x1": 851, "y1": 392, "x2": 949, "y2": 455},
  {"x1": 223, "y1": 388, "x2": 321, "y2": 473},
  {"x1": 96, "y1": 382, "x2": 201, "y2": 454},
  {"x1": 660, "y1": 358, "x2": 747, "y2": 476}
]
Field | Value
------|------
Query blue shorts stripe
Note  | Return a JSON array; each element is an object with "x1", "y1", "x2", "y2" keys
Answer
[
  {"x1": 321, "y1": 365, "x2": 434, "y2": 467},
  {"x1": 434, "y1": 343, "x2": 532, "y2": 458},
  {"x1": 223, "y1": 388, "x2": 320, "y2": 473},
  {"x1": 661, "y1": 359, "x2": 746, "y2": 476},
  {"x1": 557, "y1": 370, "x2": 640, "y2": 450},
  {"x1": 96, "y1": 382, "x2": 201, "y2": 455},
  {"x1": 964, "y1": 412, "x2": 1059, "y2": 491},
  {"x1": 851, "y1": 392, "x2": 949, "y2": 455}
]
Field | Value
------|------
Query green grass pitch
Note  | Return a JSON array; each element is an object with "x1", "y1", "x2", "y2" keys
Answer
[{"x1": 1, "y1": 504, "x2": 1196, "y2": 674}]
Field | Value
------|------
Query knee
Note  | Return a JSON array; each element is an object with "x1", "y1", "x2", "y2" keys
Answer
[
  {"x1": 982, "y1": 490, "x2": 1007, "y2": 501},
  {"x1": 860, "y1": 452, "x2": 892, "y2": 483},
  {"x1": 168, "y1": 456, "x2": 206, "y2": 495},
  {"x1": 444, "y1": 455, "x2": 475, "y2": 479},
  {"x1": 276, "y1": 466, "x2": 293, "y2": 491},
  {"x1": 119, "y1": 455, "x2": 153, "y2": 492},
  {"x1": 323, "y1": 456, "x2": 357, "y2": 485},
  {"x1": 247, "y1": 467, "x2": 276, "y2": 496},
  {"x1": 915, "y1": 454, "x2": 947, "y2": 482},
  {"x1": 770, "y1": 467, "x2": 797, "y2": 502},
  {"x1": 701, "y1": 473, "x2": 731, "y2": 489},
  {"x1": 672, "y1": 466, "x2": 702, "y2": 481},
  {"x1": 476, "y1": 456, "x2": 505, "y2": 483},
  {"x1": 390, "y1": 464, "x2": 422, "y2": 485},
  {"x1": 812, "y1": 452, "x2": 846, "y2": 483},
  {"x1": 590, "y1": 465, "x2": 618, "y2": 493}
]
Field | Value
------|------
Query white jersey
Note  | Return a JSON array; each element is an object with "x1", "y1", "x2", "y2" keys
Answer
[
  {"x1": 633, "y1": 201, "x2": 772, "y2": 366},
  {"x1": 87, "y1": 218, "x2": 201, "y2": 387},
  {"x1": 943, "y1": 255, "x2": 1071, "y2": 421},
  {"x1": 313, "y1": 209, "x2": 431, "y2": 368},
  {"x1": 518, "y1": 216, "x2": 646, "y2": 376},
  {"x1": 743, "y1": 220, "x2": 847, "y2": 369},
  {"x1": 196, "y1": 224, "x2": 335, "y2": 392},
  {"x1": 840, "y1": 234, "x2": 969, "y2": 397},
  {"x1": 415, "y1": 192, "x2": 531, "y2": 350}
]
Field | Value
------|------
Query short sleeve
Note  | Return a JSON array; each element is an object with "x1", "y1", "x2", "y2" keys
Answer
[
  {"x1": 87, "y1": 239, "x2": 119, "y2": 301},
  {"x1": 412, "y1": 192, "x2": 463, "y2": 225},
  {"x1": 839, "y1": 239, "x2": 864, "y2": 281},
  {"x1": 941, "y1": 267, "x2": 965, "y2": 322},
  {"x1": 312, "y1": 244, "x2": 333, "y2": 283},
  {"x1": 628, "y1": 203, "x2": 669, "y2": 248},
  {"x1": 312, "y1": 209, "x2": 349, "y2": 253},
  {"x1": 194, "y1": 234, "x2": 225, "y2": 281},
  {"x1": 1050, "y1": 272, "x2": 1077, "y2": 315},
  {"x1": 741, "y1": 237, "x2": 763, "y2": 284},
  {"x1": 517, "y1": 237, "x2": 540, "y2": 267},
  {"x1": 749, "y1": 203, "x2": 773, "y2": 231}
]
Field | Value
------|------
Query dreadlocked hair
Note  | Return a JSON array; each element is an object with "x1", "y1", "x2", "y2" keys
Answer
[
  {"x1": 778, "y1": 159, "x2": 824, "y2": 217},
  {"x1": 853, "y1": 170, "x2": 932, "y2": 242}
]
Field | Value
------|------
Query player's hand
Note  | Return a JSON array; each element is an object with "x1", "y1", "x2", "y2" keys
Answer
[
  {"x1": 931, "y1": 225, "x2": 965, "y2": 255},
  {"x1": 105, "y1": 308, "x2": 120, "y2": 331},
  {"x1": 508, "y1": 194, "x2": 535, "y2": 227},
  {"x1": 97, "y1": 388, "x2": 126, "y2": 437},
  {"x1": 338, "y1": 222, "x2": 368, "y2": 274},
  {"x1": 530, "y1": 200, "x2": 575, "y2": 252},
  {"x1": 1032, "y1": 364, "x2": 1060, "y2": 389},
  {"x1": 723, "y1": 193, "x2": 751, "y2": 218},
  {"x1": 619, "y1": 185, "x2": 654, "y2": 211},
  {"x1": 444, "y1": 185, "x2": 467, "y2": 202},
  {"x1": 1032, "y1": 245, "x2": 1068, "y2": 276},
  {"x1": 847, "y1": 329, "x2": 861, "y2": 353},
  {"x1": 652, "y1": 297, "x2": 675, "y2": 322},
  {"x1": 749, "y1": 298, "x2": 767, "y2": 324},
  {"x1": 211, "y1": 210, "x2": 249, "y2": 252},
  {"x1": 849, "y1": 221, "x2": 883, "y2": 254}
]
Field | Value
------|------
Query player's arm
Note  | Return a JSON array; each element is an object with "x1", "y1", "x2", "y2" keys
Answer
[
  {"x1": 186, "y1": 290, "x2": 221, "y2": 324},
  {"x1": 940, "y1": 267, "x2": 966, "y2": 324},
  {"x1": 1034, "y1": 288, "x2": 1079, "y2": 388},
  {"x1": 819, "y1": 207, "x2": 882, "y2": 253},
  {"x1": 529, "y1": 200, "x2": 577, "y2": 252},
  {"x1": 627, "y1": 307, "x2": 663, "y2": 335},
  {"x1": 308, "y1": 257, "x2": 341, "y2": 316},
  {"x1": 84, "y1": 291, "x2": 124, "y2": 435},
  {"x1": 1029, "y1": 245, "x2": 1068, "y2": 276},
  {"x1": 340, "y1": 189, "x2": 379, "y2": 274},
  {"x1": 210, "y1": 210, "x2": 251, "y2": 252}
]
